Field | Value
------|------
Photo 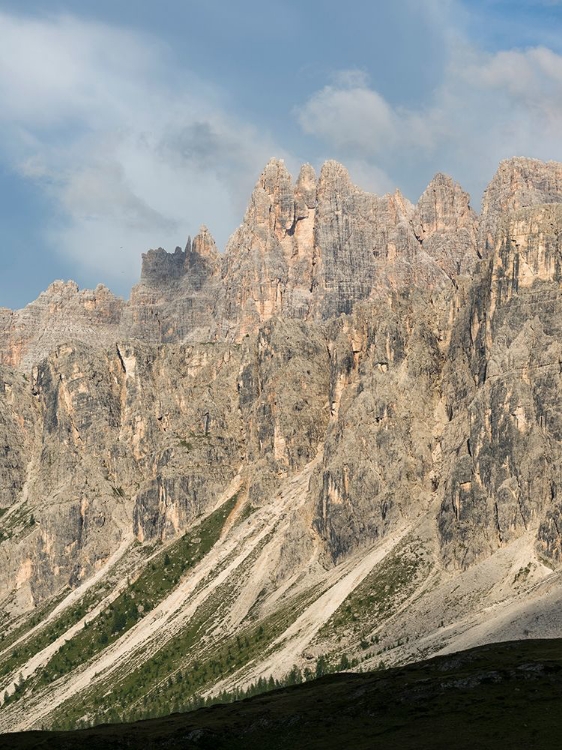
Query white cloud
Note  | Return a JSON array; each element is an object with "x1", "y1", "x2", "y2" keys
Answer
[
  {"x1": 298, "y1": 71, "x2": 396, "y2": 158},
  {"x1": 296, "y1": 43, "x2": 562, "y2": 205},
  {"x1": 0, "y1": 12, "x2": 289, "y2": 291},
  {"x1": 3, "y1": 2, "x2": 562, "y2": 299}
]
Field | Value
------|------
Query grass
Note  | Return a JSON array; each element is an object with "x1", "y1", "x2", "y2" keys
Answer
[
  {"x1": 49, "y1": 581, "x2": 322, "y2": 730},
  {"x1": 0, "y1": 583, "x2": 111, "y2": 685},
  {"x1": 3, "y1": 639, "x2": 562, "y2": 748},
  {"x1": 317, "y1": 537, "x2": 430, "y2": 655},
  {"x1": 26, "y1": 494, "x2": 239, "y2": 693}
]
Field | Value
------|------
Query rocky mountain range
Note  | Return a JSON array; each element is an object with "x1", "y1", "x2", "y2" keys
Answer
[{"x1": 1, "y1": 155, "x2": 562, "y2": 732}]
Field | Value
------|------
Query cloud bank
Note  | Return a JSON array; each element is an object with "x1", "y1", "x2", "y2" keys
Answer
[
  {"x1": 0, "y1": 12, "x2": 289, "y2": 291},
  {"x1": 1, "y1": 3, "x2": 562, "y2": 301},
  {"x1": 297, "y1": 42, "x2": 562, "y2": 205}
]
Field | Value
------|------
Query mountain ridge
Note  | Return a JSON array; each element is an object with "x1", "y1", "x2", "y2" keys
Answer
[{"x1": 1, "y1": 155, "x2": 562, "y2": 732}]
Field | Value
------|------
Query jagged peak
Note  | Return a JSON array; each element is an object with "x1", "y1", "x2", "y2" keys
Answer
[
  {"x1": 191, "y1": 225, "x2": 219, "y2": 259},
  {"x1": 140, "y1": 247, "x2": 187, "y2": 283},
  {"x1": 317, "y1": 161, "x2": 354, "y2": 205},
  {"x1": 483, "y1": 156, "x2": 562, "y2": 212},
  {"x1": 388, "y1": 188, "x2": 415, "y2": 218},
  {"x1": 43, "y1": 280, "x2": 80, "y2": 296},
  {"x1": 92, "y1": 283, "x2": 113, "y2": 295},
  {"x1": 416, "y1": 172, "x2": 473, "y2": 212},
  {"x1": 480, "y1": 156, "x2": 562, "y2": 253},
  {"x1": 318, "y1": 159, "x2": 352, "y2": 183},
  {"x1": 257, "y1": 157, "x2": 293, "y2": 195},
  {"x1": 424, "y1": 172, "x2": 461, "y2": 190},
  {"x1": 265, "y1": 156, "x2": 288, "y2": 169},
  {"x1": 496, "y1": 155, "x2": 561, "y2": 173},
  {"x1": 410, "y1": 171, "x2": 479, "y2": 278},
  {"x1": 296, "y1": 163, "x2": 317, "y2": 210},
  {"x1": 297, "y1": 163, "x2": 316, "y2": 183}
]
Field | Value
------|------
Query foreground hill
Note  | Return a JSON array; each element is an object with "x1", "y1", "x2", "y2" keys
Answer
[{"x1": 2, "y1": 639, "x2": 562, "y2": 749}]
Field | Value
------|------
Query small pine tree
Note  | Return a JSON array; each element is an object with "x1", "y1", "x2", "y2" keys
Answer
[
  {"x1": 287, "y1": 665, "x2": 303, "y2": 685},
  {"x1": 339, "y1": 654, "x2": 350, "y2": 671},
  {"x1": 315, "y1": 655, "x2": 328, "y2": 679}
]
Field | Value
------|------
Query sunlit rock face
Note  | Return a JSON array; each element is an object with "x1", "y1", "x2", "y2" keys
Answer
[{"x1": 3, "y1": 156, "x2": 562, "y2": 619}]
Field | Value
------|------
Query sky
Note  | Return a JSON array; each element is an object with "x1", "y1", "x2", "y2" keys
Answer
[{"x1": 0, "y1": 1, "x2": 562, "y2": 308}]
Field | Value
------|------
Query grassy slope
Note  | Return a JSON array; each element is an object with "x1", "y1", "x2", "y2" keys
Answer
[
  {"x1": 2, "y1": 638, "x2": 562, "y2": 749},
  {"x1": 1, "y1": 495, "x2": 239, "y2": 712}
]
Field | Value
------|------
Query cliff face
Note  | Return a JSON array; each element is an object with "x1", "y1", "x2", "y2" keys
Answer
[
  {"x1": 1, "y1": 155, "x2": 562, "y2": 615},
  {"x1": 0, "y1": 282, "x2": 124, "y2": 371},
  {"x1": 4, "y1": 156, "x2": 562, "y2": 733},
  {"x1": 439, "y1": 199, "x2": 562, "y2": 568},
  {"x1": 0, "y1": 158, "x2": 479, "y2": 370}
]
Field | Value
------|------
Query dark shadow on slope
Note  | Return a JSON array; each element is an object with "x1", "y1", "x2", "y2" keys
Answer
[{"x1": 2, "y1": 638, "x2": 562, "y2": 749}]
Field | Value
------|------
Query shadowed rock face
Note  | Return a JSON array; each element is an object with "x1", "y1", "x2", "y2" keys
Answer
[
  {"x1": 439, "y1": 201, "x2": 562, "y2": 568},
  {"x1": 3, "y1": 156, "x2": 562, "y2": 617}
]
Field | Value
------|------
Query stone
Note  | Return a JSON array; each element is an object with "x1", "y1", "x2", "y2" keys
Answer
[{"x1": 2, "y1": 154, "x2": 562, "y2": 614}]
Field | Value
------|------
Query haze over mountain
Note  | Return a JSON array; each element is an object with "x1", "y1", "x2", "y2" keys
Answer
[{"x1": 1, "y1": 155, "x2": 562, "y2": 735}]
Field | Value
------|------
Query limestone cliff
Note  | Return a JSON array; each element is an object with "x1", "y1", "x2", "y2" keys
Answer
[
  {"x1": 0, "y1": 158, "x2": 480, "y2": 368},
  {"x1": 0, "y1": 282, "x2": 124, "y2": 371},
  {"x1": 439, "y1": 201, "x2": 562, "y2": 568},
  {"x1": 3, "y1": 158, "x2": 562, "y2": 733}
]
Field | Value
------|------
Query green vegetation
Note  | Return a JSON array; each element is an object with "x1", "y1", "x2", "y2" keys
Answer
[
  {"x1": 0, "y1": 590, "x2": 69, "y2": 655},
  {"x1": 0, "y1": 585, "x2": 107, "y2": 686},
  {"x1": 0, "y1": 506, "x2": 37, "y2": 542},
  {"x1": 6, "y1": 639, "x2": 562, "y2": 749},
  {"x1": 235, "y1": 501, "x2": 256, "y2": 526},
  {"x1": 50, "y1": 582, "x2": 321, "y2": 729},
  {"x1": 27, "y1": 495, "x2": 239, "y2": 694},
  {"x1": 318, "y1": 538, "x2": 430, "y2": 653}
]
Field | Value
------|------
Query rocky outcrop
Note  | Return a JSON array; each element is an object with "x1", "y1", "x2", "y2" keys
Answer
[
  {"x1": 438, "y1": 201, "x2": 562, "y2": 568},
  {"x1": 310, "y1": 294, "x2": 445, "y2": 562},
  {"x1": 0, "y1": 158, "x2": 479, "y2": 369},
  {"x1": 0, "y1": 367, "x2": 36, "y2": 511},
  {"x1": 479, "y1": 157, "x2": 562, "y2": 257},
  {"x1": 4, "y1": 155, "x2": 562, "y2": 617},
  {"x1": 219, "y1": 159, "x2": 315, "y2": 334},
  {"x1": 0, "y1": 337, "x2": 248, "y2": 608},
  {"x1": 5, "y1": 155, "x2": 562, "y2": 736},
  {"x1": 127, "y1": 226, "x2": 222, "y2": 344},
  {"x1": 412, "y1": 173, "x2": 479, "y2": 278},
  {"x1": 0, "y1": 282, "x2": 124, "y2": 371},
  {"x1": 237, "y1": 318, "x2": 331, "y2": 504}
]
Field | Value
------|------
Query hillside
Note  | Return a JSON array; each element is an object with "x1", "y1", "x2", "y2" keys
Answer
[{"x1": 2, "y1": 639, "x2": 562, "y2": 749}]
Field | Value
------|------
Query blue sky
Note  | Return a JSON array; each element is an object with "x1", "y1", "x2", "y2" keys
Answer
[{"x1": 0, "y1": 0, "x2": 561, "y2": 307}]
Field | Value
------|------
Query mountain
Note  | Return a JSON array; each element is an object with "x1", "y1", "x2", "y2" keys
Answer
[{"x1": 1, "y1": 156, "x2": 562, "y2": 733}]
